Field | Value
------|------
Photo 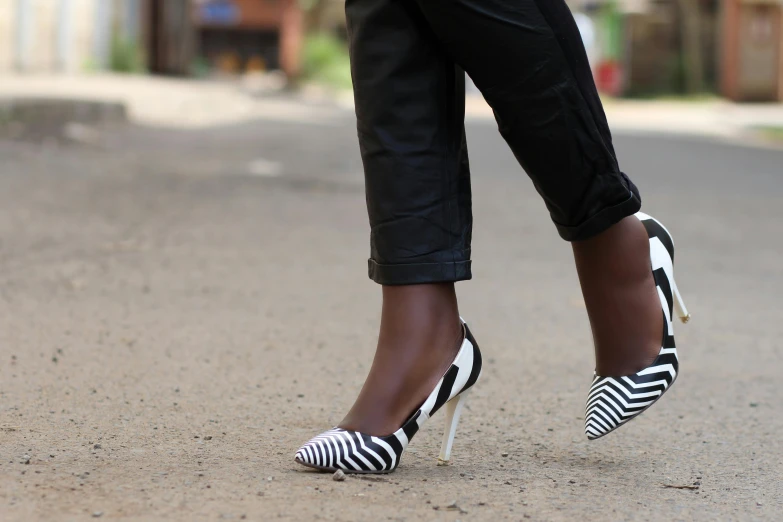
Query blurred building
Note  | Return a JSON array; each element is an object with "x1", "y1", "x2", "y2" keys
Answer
[
  {"x1": 722, "y1": 0, "x2": 783, "y2": 101},
  {"x1": 191, "y1": 0, "x2": 302, "y2": 76},
  {"x1": 0, "y1": 0, "x2": 141, "y2": 73},
  {"x1": 570, "y1": 0, "x2": 783, "y2": 100},
  {"x1": 0, "y1": 0, "x2": 303, "y2": 78}
]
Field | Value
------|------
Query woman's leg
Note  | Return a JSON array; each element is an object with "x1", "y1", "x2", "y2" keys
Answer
[
  {"x1": 339, "y1": 284, "x2": 463, "y2": 436},
  {"x1": 414, "y1": 0, "x2": 661, "y2": 374},
  {"x1": 340, "y1": 0, "x2": 471, "y2": 436},
  {"x1": 573, "y1": 217, "x2": 662, "y2": 375}
]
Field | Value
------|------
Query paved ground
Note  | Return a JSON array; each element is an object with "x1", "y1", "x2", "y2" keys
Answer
[
  {"x1": 1, "y1": 100, "x2": 782, "y2": 521},
  {"x1": 4, "y1": 74, "x2": 783, "y2": 143}
]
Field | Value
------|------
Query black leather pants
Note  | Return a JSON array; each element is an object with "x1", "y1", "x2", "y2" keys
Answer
[{"x1": 346, "y1": 0, "x2": 641, "y2": 285}]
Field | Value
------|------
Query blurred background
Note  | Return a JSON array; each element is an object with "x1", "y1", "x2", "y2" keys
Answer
[
  {"x1": 1, "y1": 0, "x2": 782, "y2": 100},
  {"x1": 1, "y1": 1, "x2": 782, "y2": 521}
]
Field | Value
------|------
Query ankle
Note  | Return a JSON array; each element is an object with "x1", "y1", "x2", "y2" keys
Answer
[
  {"x1": 337, "y1": 285, "x2": 464, "y2": 435},
  {"x1": 573, "y1": 216, "x2": 663, "y2": 376},
  {"x1": 380, "y1": 283, "x2": 461, "y2": 347},
  {"x1": 573, "y1": 217, "x2": 652, "y2": 285}
]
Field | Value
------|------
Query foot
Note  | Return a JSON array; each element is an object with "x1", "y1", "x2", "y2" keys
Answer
[
  {"x1": 338, "y1": 284, "x2": 464, "y2": 436},
  {"x1": 573, "y1": 216, "x2": 663, "y2": 376}
]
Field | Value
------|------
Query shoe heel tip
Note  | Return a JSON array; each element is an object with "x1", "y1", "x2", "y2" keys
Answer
[
  {"x1": 680, "y1": 314, "x2": 691, "y2": 324},
  {"x1": 436, "y1": 458, "x2": 450, "y2": 466}
]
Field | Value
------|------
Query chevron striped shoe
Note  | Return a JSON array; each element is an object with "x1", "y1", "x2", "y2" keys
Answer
[
  {"x1": 585, "y1": 212, "x2": 691, "y2": 440},
  {"x1": 295, "y1": 321, "x2": 482, "y2": 474}
]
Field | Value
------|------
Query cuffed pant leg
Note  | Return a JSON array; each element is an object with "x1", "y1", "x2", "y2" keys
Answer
[
  {"x1": 415, "y1": 0, "x2": 641, "y2": 241},
  {"x1": 346, "y1": 0, "x2": 473, "y2": 284}
]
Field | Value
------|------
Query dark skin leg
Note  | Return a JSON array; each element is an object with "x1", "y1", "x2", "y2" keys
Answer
[
  {"x1": 340, "y1": 216, "x2": 661, "y2": 436},
  {"x1": 338, "y1": 283, "x2": 463, "y2": 436},
  {"x1": 573, "y1": 215, "x2": 663, "y2": 376}
]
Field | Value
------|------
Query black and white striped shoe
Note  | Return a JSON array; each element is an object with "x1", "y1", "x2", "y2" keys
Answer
[
  {"x1": 295, "y1": 321, "x2": 482, "y2": 474},
  {"x1": 585, "y1": 212, "x2": 691, "y2": 440}
]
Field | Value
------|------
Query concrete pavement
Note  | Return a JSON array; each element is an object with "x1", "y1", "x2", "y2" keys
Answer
[
  {"x1": 0, "y1": 74, "x2": 346, "y2": 128},
  {"x1": 3, "y1": 74, "x2": 783, "y2": 145},
  {"x1": 0, "y1": 94, "x2": 782, "y2": 521}
]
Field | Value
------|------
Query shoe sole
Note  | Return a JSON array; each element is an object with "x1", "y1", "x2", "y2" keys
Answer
[{"x1": 294, "y1": 457, "x2": 396, "y2": 474}]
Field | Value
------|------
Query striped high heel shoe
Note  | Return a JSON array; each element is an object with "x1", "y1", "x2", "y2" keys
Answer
[
  {"x1": 585, "y1": 212, "x2": 691, "y2": 440},
  {"x1": 295, "y1": 321, "x2": 482, "y2": 474}
]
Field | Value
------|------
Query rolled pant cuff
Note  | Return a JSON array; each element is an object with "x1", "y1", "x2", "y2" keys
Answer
[
  {"x1": 368, "y1": 259, "x2": 472, "y2": 285},
  {"x1": 555, "y1": 188, "x2": 642, "y2": 242}
]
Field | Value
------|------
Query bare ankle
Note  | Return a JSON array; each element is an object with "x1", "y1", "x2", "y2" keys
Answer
[
  {"x1": 380, "y1": 283, "x2": 461, "y2": 345},
  {"x1": 573, "y1": 216, "x2": 663, "y2": 376},
  {"x1": 338, "y1": 284, "x2": 464, "y2": 435}
]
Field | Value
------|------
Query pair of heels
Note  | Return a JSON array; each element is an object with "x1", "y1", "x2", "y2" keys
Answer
[{"x1": 295, "y1": 213, "x2": 691, "y2": 473}]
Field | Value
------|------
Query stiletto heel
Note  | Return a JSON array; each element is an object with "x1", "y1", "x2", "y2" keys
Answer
[
  {"x1": 585, "y1": 212, "x2": 690, "y2": 440},
  {"x1": 295, "y1": 321, "x2": 482, "y2": 474},
  {"x1": 438, "y1": 390, "x2": 470, "y2": 465},
  {"x1": 672, "y1": 281, "x2": 690, "y2": 323}
]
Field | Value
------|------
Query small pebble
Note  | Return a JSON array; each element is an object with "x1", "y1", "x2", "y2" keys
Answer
[
  {"x1": 333, "y1": 469, "x2": 346, "y2": 482},
  {"x1": 93, "y1": 444, "x2": 101, "y2": 450},
  {"x1": 501, "y1": 452, "x2": 509, "y2": 457},
  {"x1": 205, "y1": 436, "x2": 213, "y2": 441},
  {"x1": 92, "y1": 511, "x2": 103, "y2": 518},
  {"x1": 445, "y1": 502, "x2": 467, "y2": 514}
]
